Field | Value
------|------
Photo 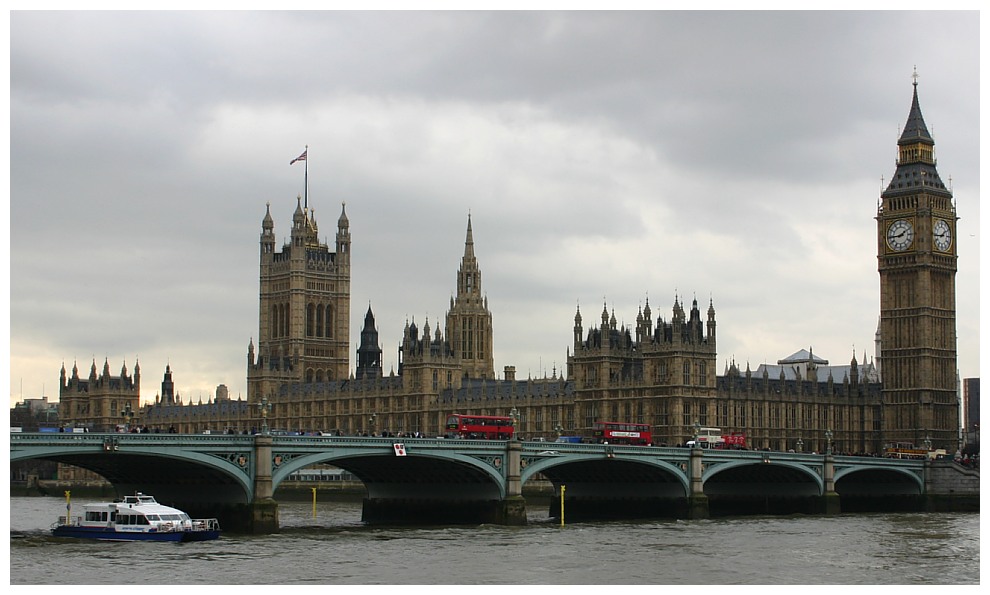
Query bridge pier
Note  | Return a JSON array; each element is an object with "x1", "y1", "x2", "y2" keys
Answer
[
  {"x1": 250, "y1": 434, "x2": 280, "y2": 534},
  {"x1": 687, "y1": 446, "x2": 709, "y2": 518},
  {"x1": 821, "y1": 454, "x2": 840, "y2": 515},
  {"x1": 499, "y1": 440, "x2": 527, "y2": 525}
]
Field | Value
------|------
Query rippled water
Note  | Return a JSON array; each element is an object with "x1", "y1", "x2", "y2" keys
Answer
[{"x1": 8, "y1": 496, "x2": 980, "y2": 585}]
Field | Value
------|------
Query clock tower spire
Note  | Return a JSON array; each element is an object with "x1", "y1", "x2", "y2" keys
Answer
[{"x1": 876, "y1": 70, "x2": 958, "y2": 451}]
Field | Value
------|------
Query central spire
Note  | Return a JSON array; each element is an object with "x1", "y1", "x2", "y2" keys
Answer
[
  {"x1": 447, "y1": 214, "x2": 494, "y2": 379},
  {"x1": 464, "y1": 213, "x2": 475, "y2": 259}
]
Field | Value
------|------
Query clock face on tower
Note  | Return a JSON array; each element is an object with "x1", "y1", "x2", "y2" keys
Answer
[
  {"x1": 886, "y1": 219, "x2": 914, "y2": 252},
  {"x1": 933, "y1": 219, "x2": 952, "y2": 252}
]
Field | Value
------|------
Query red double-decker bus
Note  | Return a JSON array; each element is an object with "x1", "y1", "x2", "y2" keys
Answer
[
  {"x1": 688, "y1": 427, "x2": 748, "y2": 449},
  {"x1": 445, "y1": 414, "x2": 515, "y2": 439},
  {"x1": 592, "y1": 421, "x2": 652, "y2": 446}
]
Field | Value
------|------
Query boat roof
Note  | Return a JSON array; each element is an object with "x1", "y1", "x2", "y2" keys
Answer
[{"x1": 80, "y1": 493, "x2": 188, "y2": 515}]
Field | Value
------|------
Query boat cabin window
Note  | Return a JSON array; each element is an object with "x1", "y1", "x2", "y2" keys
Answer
[
  {"x1": 118, "y1": 514, "x2": 149, "y2": 525},
  {"x1": 146, "y1": 515, "x2": 160, "y2": 521}
]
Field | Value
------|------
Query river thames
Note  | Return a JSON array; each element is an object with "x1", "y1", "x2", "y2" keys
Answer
[{"x1": 8, "y1": 495, "x2": 980, "y2": 585}]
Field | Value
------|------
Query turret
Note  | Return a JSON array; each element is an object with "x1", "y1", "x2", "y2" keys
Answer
[
  {"x1": 161, "y1": 364, "x2": 175, "y2": 405},
  {"x1": 261, "y1": 202, "x2": 275, "y2": 258},
  {"x1": 356, "y1": 304, "x2": 383, "y2": 380},
  {"x1": 706, "y1": 298, "x2": 717, "y2": 344},
  {"x1": 336, "y1": 202, "x2": 350, "y2": 265},
  {"x1": 689, "y1": 297, "x2": 702, "y2": 343},
  {"x1": 573, "y1": 304, "x2": 583, "y2": 350},
  {"x1": 290, "y1": 196, "x2": 307, "y2": 254}
]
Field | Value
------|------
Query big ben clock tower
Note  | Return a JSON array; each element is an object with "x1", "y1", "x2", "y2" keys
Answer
[{"x1": 877, "y1": 71, "x2": 958, "y2": 450}]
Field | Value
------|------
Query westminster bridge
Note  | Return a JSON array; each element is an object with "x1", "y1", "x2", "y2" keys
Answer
[{"x1": 12, "y1": 432, "x2": 973, "y2": 533}]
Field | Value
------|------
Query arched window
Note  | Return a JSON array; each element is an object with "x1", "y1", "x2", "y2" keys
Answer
[
  {"x1": 307, "y1": 304, "x2": 315, "y2": 337},
  {"x1": 316, "y1": 305, "x2": 324, "y2": 338},
  {"x1": 271, "y1": 304, "x2": 279, "y2": 338},
  {"x1": 325, "y1": 305, "x2": 333, "y2": 338}
]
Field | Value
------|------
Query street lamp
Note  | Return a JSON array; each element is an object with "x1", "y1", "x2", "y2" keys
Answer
[
  {"x1": 923, "y1": 434, "x2": 932, "y2": 451},
  {"x1": 796, "y1": 438, "x2": 803, "y2": 453},
  {"x1": 369, "y1": 413, "x2": 378, "y2": 436},
  {"x1": 692, "y1": 420, "x2": 701, "y2": 444},
  {"x1": 554, "y1": 423, "x2": 563, "y2": 437},
  {"x1": 257, "y1": 397, "x2": 272, "y2": 435},
  {"x1": 825, "y1": 429, "x2": 833, "y2": 455},
  {"x1": 120, "y1": 403, "x2": 134, "y2": 432}
]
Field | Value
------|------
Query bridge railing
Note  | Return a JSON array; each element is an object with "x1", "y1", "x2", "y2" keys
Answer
[
  {"x1": 10, "y1": 432, "x2": 257, "y2": 446},
  {"x1": 269, "y1": 435, "x2": 511, "y2": 448}
]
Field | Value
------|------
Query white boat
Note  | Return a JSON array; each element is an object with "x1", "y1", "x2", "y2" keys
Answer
[{"x1": 51, "y1": 492, "x2": 221, "y2": 542}]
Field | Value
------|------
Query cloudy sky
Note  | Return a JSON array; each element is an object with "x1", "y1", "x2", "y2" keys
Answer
[{"x1": 6, "y1": 10, "x2": 981, "y2": 407}]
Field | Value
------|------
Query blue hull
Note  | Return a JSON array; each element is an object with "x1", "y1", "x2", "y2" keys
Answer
[{"x1": 52, "y1": 526, "x2": 220, "y2": 542}]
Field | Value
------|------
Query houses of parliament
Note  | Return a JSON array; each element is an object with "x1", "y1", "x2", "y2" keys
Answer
[{"x1": 59, "y1": 79, "x2": 961, "y2": 454}]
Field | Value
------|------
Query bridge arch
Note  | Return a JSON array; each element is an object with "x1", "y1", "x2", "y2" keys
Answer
[
  {"x1": 834, "y1": 465, "x2": 924, "y2": 496},
  {"x1": 521, "y1": 453, "x2": 690, "y2": 497},
  {"x1": 703, "y1": 459, "x2": 825, "y2": 496},
  {"x1": 12, "y1": 444, "x2": 253, "y2": 506},
  {"x1": 270, "y1": 449, "x2": 508, "y2": 499}
]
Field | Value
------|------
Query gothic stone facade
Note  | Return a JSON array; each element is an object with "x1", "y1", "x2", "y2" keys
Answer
[{"x1": 58, "y1": 359, "x2": 140, "y2": 431}]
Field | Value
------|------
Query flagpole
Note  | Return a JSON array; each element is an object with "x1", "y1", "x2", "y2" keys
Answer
[{"x1": 290, "y1": 147, "x2": 308, "y2": 206}]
